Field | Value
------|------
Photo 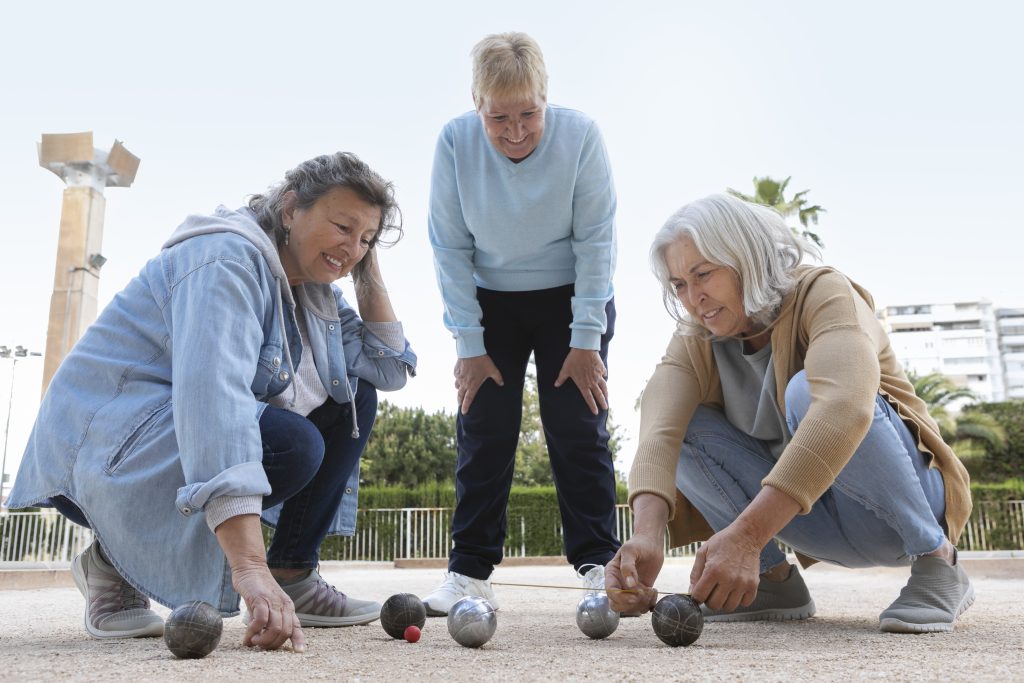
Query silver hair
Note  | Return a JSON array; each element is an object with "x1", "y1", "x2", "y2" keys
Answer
[
  {"x1": 248, "y1": 152, "x2": 403, "y2": 283},
  {"x1": 650, "y1": 193, "x2": 821, "y2": 336}
]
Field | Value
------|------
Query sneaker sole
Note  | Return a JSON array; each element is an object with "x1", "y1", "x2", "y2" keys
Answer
[
  {"x1": 298, "y1": 611, "x2": 380, "y2": 627},
  {"x1": 703, "y1": 600, "x2": 816, "y2": 623},
  {"x1": 423, "y1": 604, "x2": 449, "y2": 617},
  {"x1": 72, "y1": 552, "x2": 164, "y2": 639},
  {"x1": 422, "y1": 597, "x2": 500, "y2": 617},
  {"x1": 879, "y1": 585, "x2": 976, "y2": 634}
]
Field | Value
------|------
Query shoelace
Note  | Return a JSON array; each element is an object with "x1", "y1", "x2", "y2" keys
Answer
[
  {"x1": 302, "y1": 576, "x2": 348, "y2": 613},
  {"x1": 118, "y1": 578, "x2": 149, "y2": 610}
]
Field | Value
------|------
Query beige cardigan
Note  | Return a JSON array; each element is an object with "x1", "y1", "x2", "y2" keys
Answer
[{"x1": 628, "y1": 266, "x2": 972, "y2": 554}]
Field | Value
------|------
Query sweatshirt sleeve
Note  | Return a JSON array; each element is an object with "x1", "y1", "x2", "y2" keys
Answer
[
  {"x1": 568, "y1": 122, "x2": 617, "y2": 350},
  {"x1": 762, "y1": 273, "x2": 881, "y2": 513},
  {"x1": 427, "y1": 123, "x2": 486, "y2": 358}
]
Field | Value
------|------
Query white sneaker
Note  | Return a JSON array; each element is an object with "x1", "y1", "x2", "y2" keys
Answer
[
  {"x1": 422, "y1": 571, "x2": 498, "y2": 616},
  {"x1": 579, "y1": 564, "x2": 606, "y2": 593}
]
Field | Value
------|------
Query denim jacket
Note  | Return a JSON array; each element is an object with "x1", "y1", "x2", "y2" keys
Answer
[{"x1": 8, "y1": 206, "x2": 416, "y2": 612}]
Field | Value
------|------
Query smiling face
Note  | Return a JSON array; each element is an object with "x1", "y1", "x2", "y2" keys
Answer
[
  {"x1": 477, "y1": 93, "x2": 546, "y2": 161},
  {"x1": 665, "y1": 235, "x2": 760, "y2": 341},
  {"x1": 278, "y1": 186, "x2": 381, "y2": 286}
]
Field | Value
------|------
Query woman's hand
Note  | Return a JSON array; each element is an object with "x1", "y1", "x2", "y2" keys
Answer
[
  {"x1": 215, "y1": 514, "x2": 306, "y2": 652},
  {"x1": 554, "y1": 348, "x2": 608, "y2": 415},
  {"x1": 234, "y1": 566, "x2": 307, "y2": 652},
  {"x1": 687, "y1": 524, "x2": 762, "y2": 613},
  {"x1": 606, "y1": 493, "x2": 670, "y2": 614},
  {"x1": 688, "y1": 485, "x2": 802, "y2": 612},
  {"x1": 455, "y1": 355, "x2": 504, "y2": 414},
  {"x1": 353, "y1": 249, "x2": 398, "y2": 323},
  {"x1": 605, "y1": 532, "x2": 663, "y2": 615}
]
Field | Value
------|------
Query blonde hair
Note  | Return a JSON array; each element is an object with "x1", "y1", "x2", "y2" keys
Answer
[
  {"x1": 471, "y1": 32, "x2": 548, "y2": 106},
  {"x1": 650, "y1": 194, "x2": 821, "y2": 337}
]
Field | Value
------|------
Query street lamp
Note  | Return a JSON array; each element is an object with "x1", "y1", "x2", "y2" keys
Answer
[{"x1": 1, "y1": 345, "x2": 42, "y2": 505}]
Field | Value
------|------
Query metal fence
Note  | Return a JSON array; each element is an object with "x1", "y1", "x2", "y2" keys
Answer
[{"x1": 3, "y1": 501, "x2": 1022, "y2": 564}]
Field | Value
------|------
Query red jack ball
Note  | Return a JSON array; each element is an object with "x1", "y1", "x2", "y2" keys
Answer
[{"x1": 403, "y1": 625, "x2": 421, "y2": 643}]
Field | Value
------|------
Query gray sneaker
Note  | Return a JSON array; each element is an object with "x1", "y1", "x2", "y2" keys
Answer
[
  {"x1": 277, "y1": 569, "x2": 381, "y2": 627},
  {"x1": 701, "y1": 564, "x2": 816, "y2": 622},
  {"x1": 71, "y1": 541, "x2": 164, "y2": 638},
  {"x1": 879, "y1": 555, "x2": 975, "y2": 633}
]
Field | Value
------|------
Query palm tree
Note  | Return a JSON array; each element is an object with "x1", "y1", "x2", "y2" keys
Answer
[
  {"x1": 727, "y1": 176, "x2": 826, "y2": 247},
  {"x1": 908, "y1": 371, "x2": 1007, "y2": 453}
]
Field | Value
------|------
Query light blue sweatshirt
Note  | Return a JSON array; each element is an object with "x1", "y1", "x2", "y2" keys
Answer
[{"x1": 428, "y1": 105, "x2": 617, "y2": 357}]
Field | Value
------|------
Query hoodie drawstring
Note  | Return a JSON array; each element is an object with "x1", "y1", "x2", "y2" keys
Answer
[{"x1": 276, "y1": 279, "x2": 359, "y2": 439}]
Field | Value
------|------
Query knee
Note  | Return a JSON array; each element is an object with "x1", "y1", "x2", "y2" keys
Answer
[
  {"x1": 292, "y1": 420, "x2": 327, "y2": 479},
  {"x1": 683, "y1": 405, "x2": 730, "y2": 444},
  {"x1": 784, "y1": 370, "x2": 812, "y2": 429}
]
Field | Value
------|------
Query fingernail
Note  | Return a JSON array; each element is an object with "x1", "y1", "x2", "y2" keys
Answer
[
  {"x1": 626, "y1": 576, "x2": 635, "y2": 587},
  {"x1": 294, "y1": 644, "x2": 307, "y2": 653}
]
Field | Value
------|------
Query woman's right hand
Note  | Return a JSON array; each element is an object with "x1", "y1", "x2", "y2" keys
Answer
[
  {"x1": 454, "y1": 355, "x2": 504, "y2": 414},
  {"x1": 605, "y1": 532, "x2": 664, "y2": 615},
  {"x1": 215, "y1": 514, "x2": 306, "y2": 652},
  {"x1": 234, "y1": 566, "x2": 307, "y2": 652}
]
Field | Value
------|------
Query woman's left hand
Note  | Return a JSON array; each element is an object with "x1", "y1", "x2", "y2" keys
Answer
[
  {"x1": 555, "y1": 348, "x2": 608, "y2": 415},
  {"x1": 687, "y1": 523, "x2": 762, "y2": 613}
]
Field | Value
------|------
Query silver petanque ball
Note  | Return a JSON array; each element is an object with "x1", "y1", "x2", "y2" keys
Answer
[
  {"x1": 576, "y1": 592, "x2": 620, "y2": 639},
  {"x1": 446, "y1": 596, "x2": 497, "y2": 648}
]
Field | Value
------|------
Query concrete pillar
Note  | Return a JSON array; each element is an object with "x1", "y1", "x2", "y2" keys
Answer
[
  {"x1": 37, "y1": 132, "x2": 139, "y2": 397},
  {"x1": 41, "y1": 187, "x2": 107, "y2": 392}
]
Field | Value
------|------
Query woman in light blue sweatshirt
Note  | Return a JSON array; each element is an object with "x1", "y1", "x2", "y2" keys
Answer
[{"x1": 424, "y1": 32, "x2": 620, "y2": 615}]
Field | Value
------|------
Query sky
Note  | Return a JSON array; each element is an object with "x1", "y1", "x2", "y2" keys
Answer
[{"x1": 1, "y1": 0, "x2": 1022, "y2": 494}]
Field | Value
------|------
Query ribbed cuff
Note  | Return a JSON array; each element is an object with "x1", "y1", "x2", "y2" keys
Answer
[
  {"x1": 569, "y1": 329, "x2": 602, "y2": 351},
  {"x1": 628, "y1": 445, "x2": 683, "y2": 519},
  {"x1": 455, "y1": 331, "x2": 487, "y2": 358},
  {"x1": 764, "y1": 418, "x2": 858, "y2": 514},
  {"x1": 363, "y1": 321, "x2": 406, "y2": 352},
  {"x1": 204, "y1": 495, "x2": 264, "y2": 532}
]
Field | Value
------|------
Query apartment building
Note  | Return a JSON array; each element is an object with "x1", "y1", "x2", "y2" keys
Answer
[
  {"x1": 997, "y1": 308, "x2": 1024, "y2": 400},
  {"x1": 879, "y1": 300, "x2": 1005, "y2": 404}
]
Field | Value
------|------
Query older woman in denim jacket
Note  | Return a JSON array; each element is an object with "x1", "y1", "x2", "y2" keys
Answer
[{"x1": 8, "y1": 152, "x2": 416, "y2": 652}]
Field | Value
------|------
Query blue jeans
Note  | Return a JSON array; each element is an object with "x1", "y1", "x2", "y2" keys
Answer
[
  {"x1": 675, "y1": 371, "x2": 947, "y2": 573},
  {"x1": 262, "y1": 379, "x2": 377, "y2": 569},
  {"x1": 53, "y1": 379, "x2": 377, "y2": 571}
]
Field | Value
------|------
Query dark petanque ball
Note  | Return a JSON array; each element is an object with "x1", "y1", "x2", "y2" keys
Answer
[
  {"x1": 576, "y1": 593, "x2": 620, "y2": 639},
  {"x1": 651, "y1": 594, "x2": 704, "y2": 647},
  {"x1": 164, "y1": 600, "x2": 223, "y2": 659},
  {"x1": 380, "y1": 593, "x2": 427, "y2": 639}
]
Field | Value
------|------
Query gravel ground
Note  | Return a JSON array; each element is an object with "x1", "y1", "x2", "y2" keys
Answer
[{"x1": 0, "y1": 559, "x2": 1020, "y2": 682}]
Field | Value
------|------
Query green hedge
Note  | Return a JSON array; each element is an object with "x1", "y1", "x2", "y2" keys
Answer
[
  {"x1": 263, "y1": 481, "x2": 1023, "y2": 559},
  {"x1": 970, "y1": 479, "x2": 1024, "y2": 501}
]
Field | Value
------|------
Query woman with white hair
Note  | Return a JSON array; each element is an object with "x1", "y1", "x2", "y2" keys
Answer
[
  {"x1": 424, "y1": 32, "x2": 620, "y2": 615},
  {"x1": 605, "y1": 194, "x2": 974, "y2": 633}
]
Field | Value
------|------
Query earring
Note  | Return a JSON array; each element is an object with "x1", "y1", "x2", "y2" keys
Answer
[{"x1": 283, "y1": 225, "x2": 291, "y2": 246}]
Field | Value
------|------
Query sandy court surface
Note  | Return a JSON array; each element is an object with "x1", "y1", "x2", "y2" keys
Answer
[{"x1": 0, "y1": 559, "x2": 1021, "y2": 682}]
